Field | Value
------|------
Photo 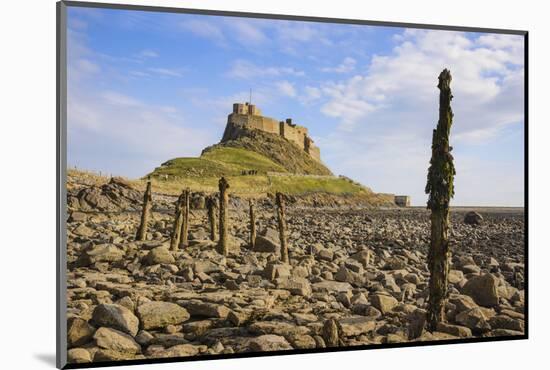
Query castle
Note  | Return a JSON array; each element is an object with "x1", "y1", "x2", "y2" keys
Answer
[{"x1": 221, "y1": 102, "x2": 321, "y2": 161}]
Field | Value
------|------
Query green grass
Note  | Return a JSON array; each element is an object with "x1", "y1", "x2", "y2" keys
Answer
[
  {"x1": 268, "y1": 175, "x2": 367, "y2": 195},
  {"x1": 146, "y1": 145, "x2": 379, "y2": 199},
  {"x1": 149, "y1": 147, "x2": 287, "y2": 180},
  {"x1": 202, "y1": 147, "x2": 288, "y2": 174}
]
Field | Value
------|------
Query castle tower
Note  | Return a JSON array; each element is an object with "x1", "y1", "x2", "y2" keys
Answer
[{"x1": 224, "y1": 103, "x2": 321, "y2": 162}]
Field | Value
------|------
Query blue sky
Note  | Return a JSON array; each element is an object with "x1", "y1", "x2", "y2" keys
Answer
[{"x1": 67, "y1": 6, "x2": 525, "y2": 206}]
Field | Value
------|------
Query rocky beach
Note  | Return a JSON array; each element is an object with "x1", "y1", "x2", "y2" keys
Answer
[{"x1": 65, "y1": 176, "x2": 525, "y2": 364}]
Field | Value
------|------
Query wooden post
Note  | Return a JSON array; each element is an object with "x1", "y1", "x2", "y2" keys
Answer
[
  {"x1": 322, "y1": 318, "x2": 340, "y2": 347},
  {"x1": 136, "y1": 180, "x2": 152, "y2": 241},
  {"x1": 275, "y1": 192, "x2": 289, "y2": 263},
  {"x1": 169, "y1": 191, "x2": 185, "y2": 251},
  {"x1": 218, "y1": 177, "x2": 230, "y2": 256},
  {"x1": 179, "y1": 188, "x2": 190, "y2": 249},
  {"x1": 249, "y1": 199, "x2": 256, "y2": 248},
  {"x1": 206, "y1": 196, "x2": 217, "y2": 241},
  {"x1": 425, "y1": 69, "x2": 456, "y2": 332}
]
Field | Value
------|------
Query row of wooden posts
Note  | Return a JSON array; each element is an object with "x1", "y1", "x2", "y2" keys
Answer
[{"x1": 135, "y1": 177, "x2": 290, "y2": 262}]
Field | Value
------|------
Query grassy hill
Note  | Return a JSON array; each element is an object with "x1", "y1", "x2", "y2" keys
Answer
[
  {"x1": 145, "y1": 128, "x2": 394, "y2": 206},
  {"x1": 152, "y1": 147, "x2": 288, "y2": 178},
  {"x1": 205, "y1": 127, "x2": 333, "y2": 176},
  {"x1": 147, "y1": 145, "x2": 361, "y2": 195}
]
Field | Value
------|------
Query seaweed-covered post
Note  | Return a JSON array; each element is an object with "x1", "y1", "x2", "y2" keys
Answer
[
  {"x1": 178, "y1": 188, "x2": 190, "y2": 248},
  {"x1": 249, "y1": 199, "x2": 256, "y2": 248},
  {"x1": 136, "y1": 180, "x2": 152, "y2": 241},
  {"x1": 275, "y1": 192, "x2": 289, "y2": 263},
  {"x1": 206, "y1": 196, "x2": 217, "y2": 241},
  {"x1": 425, "y1": 69, "x2": 456, "y2": 331},
  {"x1": 169, "y1": 191, "x2": 185, "y2": 251},
  {"x1": 218, "y1": 177, "x2": 230, "y2": 256}
]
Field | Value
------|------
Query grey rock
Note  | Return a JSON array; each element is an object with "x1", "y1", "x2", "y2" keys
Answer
[
  {"x1": 137, "y1": 301, "x2": 190, "y2": 329},
  {"x1": 91, "y1": 304, "x2": 139, "y2": 337}
]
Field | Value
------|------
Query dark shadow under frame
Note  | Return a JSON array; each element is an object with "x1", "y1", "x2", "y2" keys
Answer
[{"x1": 56, "y1": 1, "x2": 529, "y2": 369}]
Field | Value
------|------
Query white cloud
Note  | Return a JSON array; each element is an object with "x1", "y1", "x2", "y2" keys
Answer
[
  {"x1": 299, "y1": 86, "x2": 322, "y2": 105},
  {"x1": 68, "y1": 88, "x2": 216, "y2": 177},
  {"x1": 137, "y1": 49, "x2": 158, "y2": 58},
  {"x1": 318, "y1": 30, "x2": 524, "y2": 136},
  {"x1": 276, "y1": 80, "x2": 297, "y2": 97},
  {"x1": 320, "y1": 57, "x2": 357, "y2": 73},
  {"x1": 229, "y1": 19, "x2": 267, "y2": 45},
  {"x1": 313, "y1": 29, "x2": 524, "y2": 205},
  {"x1": 180, "y1": 18, "x2": 270, "y2": 49},
  {"x1": 129, "y1": 70, "x2": 150, "y2": 78},
  {"x1": 180, "y1": 19, "x2": 225, "y2": 43},
  {"x1": 227, "y1": 59, "x2": 305, "y2": 79},
  {"x1": 66, "y1": 24, "x2": 216, "y2": 177},
  {"x1": 100, "y1": 91, "x2": 141, "y2": 107},
  {"x1": 277, "y1": 23, "x2": 318, "y2": 42},
  {"x1": 147, "y1": 67, "x2": 185, "y2": 77}
]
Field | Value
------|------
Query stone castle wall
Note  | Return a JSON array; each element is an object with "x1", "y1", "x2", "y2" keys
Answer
[
  {"x1": 228, "y1": 113, "x2": 280, "y2": 136},
  {"x1": 225, "y1": 103, "x2": 321, "y2": 162}
]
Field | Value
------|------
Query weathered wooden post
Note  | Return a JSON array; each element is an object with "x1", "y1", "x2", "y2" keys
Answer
[
  {"x1": 169, "y1": 191, "x2": 185, "y2": 251},
  {"x1": 249, "y1": 199, "x2": 256, "y2": 249},
  {"x1": 322, "y1": 318, "x2": 340, "y2": 347},
  {"x1": 425, "y1": 69, "x2": 456, "y2": 332},
  {"x1": 206, "y1": 195, "x2": 217, "y2": 241},
  {"x1": 275, "y1": 192, "x2": 289, "y2": 263},
  {"x1": 218, "y1": 177, "x2": 230, "y2": 256},
  {"x1": 178, "y1": 188, "x2": 190, "y2": 248},
  {"x1": 136, "y1": 180, "x2": 152, "y2": 241}
]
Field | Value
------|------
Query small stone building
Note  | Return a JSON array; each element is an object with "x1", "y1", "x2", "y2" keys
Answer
[{"x1": 394, "y1": 195, "x2": 411, "y2": 207}]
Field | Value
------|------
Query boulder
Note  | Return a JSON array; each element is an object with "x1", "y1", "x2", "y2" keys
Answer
[
  {"x1": 448, "y1": 269, "x2": 465, "y2": 284},
  {"x1": 93, "y1": 349, "x2": 141, "y2": 362},
  {"x1": 77, "y1": 244, "x2": 124, "y2": 266},
  {"x1": 149, "y1": 344, "x2": 200, "y2": 358},
  {"x1": 248, "y1": 321, "x2": 309, "y2": 337},
  {"x1": 67, "y1": 348, "x2": 92, "y2": 363},
  {"x1": 276, "y1": 277, "x2": 312, "y2": 297},
  {"x1": 383, "y1": 256, "x2": 407, "y2": 270},
  {"x1": 184, "y1": 301, "x2": 230, "y2": 319},
  {"x1": 93, "y1": 327, "x2": 141, "y2": 354},
  {"x1": 338, "y1": 316, "x2": 376, "y2": 337},
  {"x1": 407, "y1": 309, "x2": 427, "y2": 339},
  {"x1": 68, "y1": 211, "x2": 88, "y2": 223},
  {"x1": 72, "y1": 224, "x2": 95, "y2": 237},
  {"x1": 436, "y1": 322, "x2": 472, "y2": 337},
  {"x1": 317, "y1": 249, "x2": 334, "y2": 262},
  {"x1": 488, "y1": 315, "x2": 524, "y2": 332},
  {"x1": 254, "y1": 236, "x2": 280, "y2": 254},
  {"x1": 350, "y1": 249, "x2": 374, "y2": 267},
  {"x1": 91, "y1": 304, "x2": 139, "y2": 337},
  {"x1": 455, "y1": 308, "x2": 491, "y2": 332},
  {"x1": 464, "y1": 211, "x2": 483, "y2": 225},
  {"x1": 248, "y1": 335, "x2": 292, "y2": 352},
  {"x1": 137, "y1": 301, "x2": 190, "y2": 330},
  {"x1": 144, "y1": 247, "x2": 175, "y2": 265},
  {"x1": 334, "y1": 265, "x2": 364, "y2": 285},
  {"x1": 263, "y1": 263, "x2": 291, "y2": 281},
  {"x1": 448, "y1": 294, "x2": 478, "y2": 313},
  {"x1": 67, "y1": 317, "x2": 95, "y2": 347},
  {"x1": 462, "y1": 273, "x2": 499, "y2": 307},
  {"x1": 312, "y1": 280, "x2": 353, "y2": 293},
  {"x1": 371, "y1": 293, "x2": 398, "y2": 314}
]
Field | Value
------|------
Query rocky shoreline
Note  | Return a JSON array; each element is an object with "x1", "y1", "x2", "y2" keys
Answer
[{"x1": 65, "y1": 180, "x2": 525, "y2": 364}]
